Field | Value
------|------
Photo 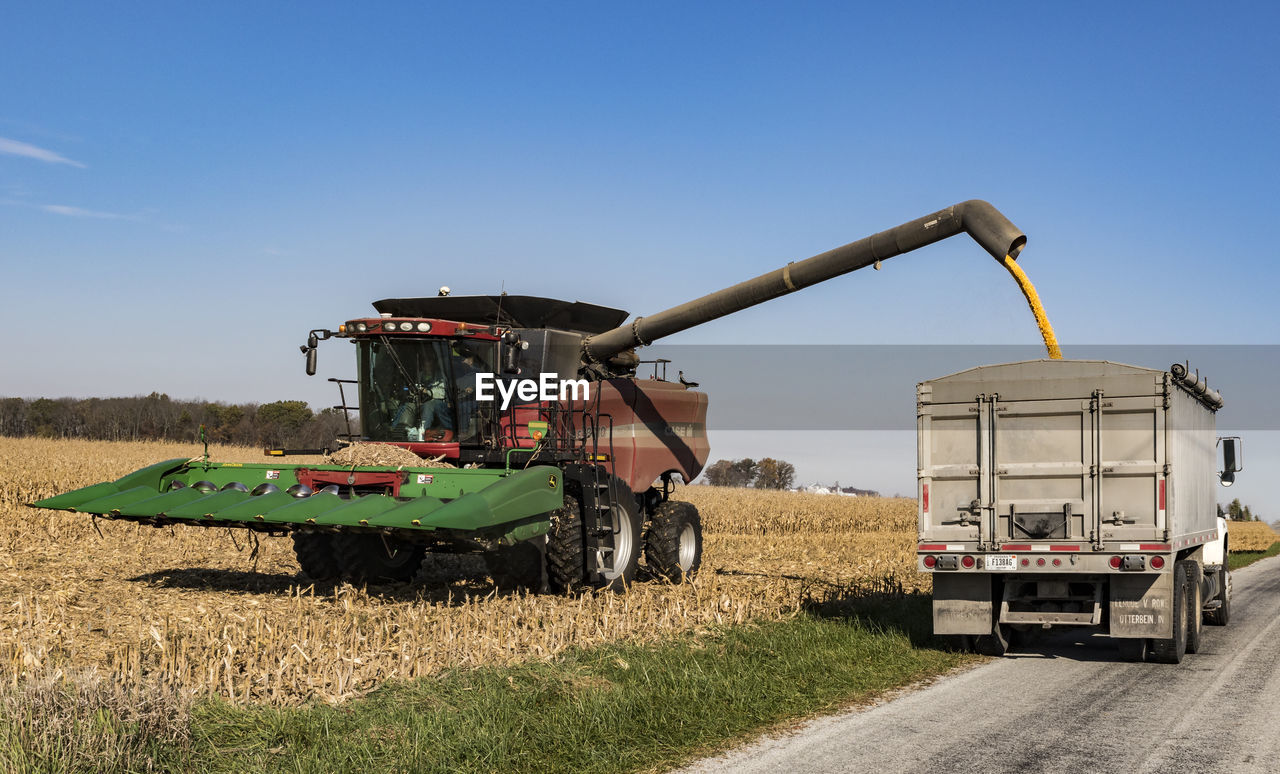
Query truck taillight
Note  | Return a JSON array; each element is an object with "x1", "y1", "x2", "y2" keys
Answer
[
  {"x1": 1109, "y1": 556, "x2": 1122, "y2": 569},
  {"x1": 961, "y1": 555, "x2": 975, "y2": 569},
  {"x1": 923, "y1": 555, "x2": 937, "y2": 569},
  {"x1": 1150, "y1": 555, "x2": 1165, "y2": 569}
]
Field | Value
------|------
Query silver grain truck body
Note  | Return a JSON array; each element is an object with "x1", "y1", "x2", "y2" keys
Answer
[{"x1": 916, "y1": 359, "x2": 1240, "y2": 663}]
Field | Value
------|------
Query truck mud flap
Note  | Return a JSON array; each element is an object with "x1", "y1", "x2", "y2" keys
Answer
[
  {"x1": 933, "y1": 574, "x2": 994, "y2": 635},
  {"x1": 1110, "y1": 572, "x2": 1174, "y2": 639}
]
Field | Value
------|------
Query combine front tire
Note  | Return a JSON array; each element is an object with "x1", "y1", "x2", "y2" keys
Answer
[
  {"x1": 545, "y1": 479, "x2": 642, "y2": 593},
  {"x1": 546, "y1": 494, "x2": 586, "y2": 593},
  {"x1": 595, "y1": 483, "x2": 642, "y2": 592},
  {"x1": 334, "y1": 533, "x2": 425, "y2": 583},
  {"x1": 292, "y1": 533, "x2": 341, "y2": 581},
  {"x1": 644, "y1": 500, "x2": 702, "y2": 582}
]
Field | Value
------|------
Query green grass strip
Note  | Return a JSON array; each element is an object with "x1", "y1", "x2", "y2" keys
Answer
[
  {"x1": 178, "y1": 594, "x2": 972, "y2": 774},
  {"x1": 1228, "y1": 540, "x2": 1280, "y2": 571}
]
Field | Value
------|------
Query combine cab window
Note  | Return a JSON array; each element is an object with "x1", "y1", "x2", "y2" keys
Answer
[{"x1": 357, "y1": 338, "x2": 496, "y2": 444}]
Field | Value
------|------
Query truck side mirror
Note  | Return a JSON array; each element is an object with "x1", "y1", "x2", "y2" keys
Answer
[
  {"x1": 305, "y1": 346, "x2": 318, "y2": 376},
  {"x1": 1218, "y1": 436, "x2": 1242, "y2": 486}
]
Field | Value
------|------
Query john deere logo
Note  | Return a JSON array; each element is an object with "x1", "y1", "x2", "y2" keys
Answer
[{"x1": 548, "y1": 473, "x2": 558, "y2": 489}]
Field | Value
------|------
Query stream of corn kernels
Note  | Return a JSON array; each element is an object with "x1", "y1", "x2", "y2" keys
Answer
[{"x1": 1001, "y1": 254, "x2": 1062, "y2": 359}]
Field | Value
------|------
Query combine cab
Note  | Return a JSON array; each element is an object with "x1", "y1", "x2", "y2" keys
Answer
[{"x1": 32, "y1": 200, "x2": 1028, "y2": 590}]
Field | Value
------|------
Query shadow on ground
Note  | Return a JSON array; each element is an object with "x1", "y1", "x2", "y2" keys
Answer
[{"x1": 128, "y1": 553, "x2": 503, "y2": 603}]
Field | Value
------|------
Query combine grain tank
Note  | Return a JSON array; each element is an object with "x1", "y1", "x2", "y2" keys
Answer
[{"x1": 917, "y1": 359, "x2": 1242, "y2": 662}]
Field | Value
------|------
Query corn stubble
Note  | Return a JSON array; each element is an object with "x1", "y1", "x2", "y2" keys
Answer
[{"x1": 1, "y1": 438, "x2": 921, "y2": 706}]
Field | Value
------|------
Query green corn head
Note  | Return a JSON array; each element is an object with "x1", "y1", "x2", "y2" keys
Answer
[{"x1": 28, "y1": 458, "x2": 565, "y2": 546}]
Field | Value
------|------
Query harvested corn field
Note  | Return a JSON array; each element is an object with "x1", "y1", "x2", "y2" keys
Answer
[
  {"x1": 1226, "y1": 520, "x2": 1280, "y2": 552},
  {"x1": 1, "y1": 438, "x2": 920, "y2": 705}
]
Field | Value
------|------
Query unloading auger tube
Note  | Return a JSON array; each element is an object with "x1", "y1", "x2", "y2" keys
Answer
[{"x1": 581, "y1": 199, "x2": 1026, "y2": 364}]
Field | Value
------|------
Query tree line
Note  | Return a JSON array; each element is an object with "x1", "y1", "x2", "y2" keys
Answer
[
  {"x1": 0, "y1": 393, "x2": 349, "y2": 448},
  {"x1": 701, "y1": 458, "x2": 796, "y2": 489},
  {"x1": 1222, "y1": 498, "x2": 1262, "y2": 522}
]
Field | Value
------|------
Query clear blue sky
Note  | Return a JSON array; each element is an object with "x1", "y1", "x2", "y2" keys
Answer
[{"x1": 2, "y1": 2, "x2": 1277, "y2": 513}]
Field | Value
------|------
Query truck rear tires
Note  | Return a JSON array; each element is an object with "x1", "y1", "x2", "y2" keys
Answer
[
  {"x1": 292, "y1": 533, "x2": 341, "y2": 581},
  {"x1": 644, "y1": 500, "x2": 702, "y2": 582},
  {"x1": 972, "y1": 624, "x2": 1012, "y2": 656},
  {"x1": 1184, "y1": 560, "x2": 1203, "y2": 654},
  {"x1": 1149, "y1": 562, "x2": 1188, "y2": 664},
  {"x1": 1205, "y1": 566, "x2": 1231, "y2": 626},
  {"x1": 1117, "y1": 638, "x2": 1148, "y2": 662},
  {"x1": 333, "y1": 533, "x2": 426, "y2": 583}
]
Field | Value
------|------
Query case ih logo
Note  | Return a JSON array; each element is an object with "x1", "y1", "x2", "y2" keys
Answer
[{"x1": 474, "y1": 373, "x2": 591, "y2": 410}]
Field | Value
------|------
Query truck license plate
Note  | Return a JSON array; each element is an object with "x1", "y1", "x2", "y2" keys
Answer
[{"x1": 986, "y1": 555, "x2": 1016, "y2": 571}]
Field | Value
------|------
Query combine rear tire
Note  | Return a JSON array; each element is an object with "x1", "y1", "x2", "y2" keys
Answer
[
  {"x1": 292, "y1": 533, "x2": 340, "y2": 581},
  {"x1": 333, "y1": 533, "x2": 425, "y2": 583},
  {"x1": 644, "y1": 500, "x2": 702, "y2": 582},
  {"x1": 1150, "y1": 562, "x2": 1188, "y2": 664}
]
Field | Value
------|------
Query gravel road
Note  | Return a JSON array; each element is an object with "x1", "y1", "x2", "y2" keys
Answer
[{"x1": 679, "y1": 556, "x2": 1280, "y2": 774}]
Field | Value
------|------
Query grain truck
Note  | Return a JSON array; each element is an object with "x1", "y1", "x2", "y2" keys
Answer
[{"x1": 917, "y1": 359, "x2": 1242, "y2": 663}]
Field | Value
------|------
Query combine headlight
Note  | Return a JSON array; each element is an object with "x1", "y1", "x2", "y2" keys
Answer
[
  {"x1": 355, "y1": 322, "x2": 368, "y2": 332},
  {"x1": 383, "y1": 322, "x2": 396, "y2": 331},
  {"x1": 398, "y1": 321, "x2": 413, "y2": 331},
  {"x1": 416, "y1": 321, "x2": 431, "y2": 332}
]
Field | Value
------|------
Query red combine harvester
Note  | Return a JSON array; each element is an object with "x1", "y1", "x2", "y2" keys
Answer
[{"x1": 34, "y1": 201, "x2": 1026, "y2": 591}]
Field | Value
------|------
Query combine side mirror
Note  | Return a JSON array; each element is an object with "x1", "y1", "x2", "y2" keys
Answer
[
  {"x1": 501, "y1": 331, "x2": 523, "y2": 375},
  {"x1": 1218, "y1": 436, "x2": 1242, "y2": 486},
  {"x1": 301, "y1": 330, "x2": 331, "y2": 377}
]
